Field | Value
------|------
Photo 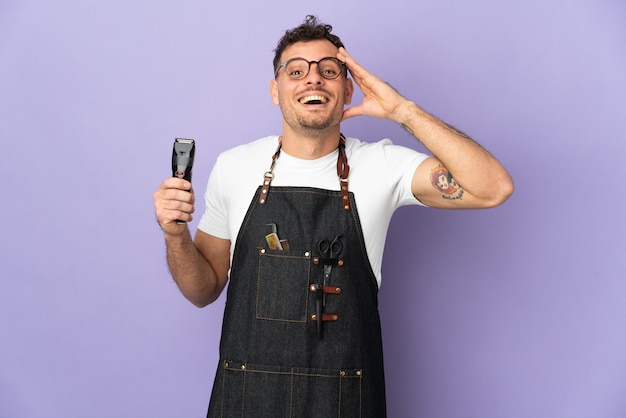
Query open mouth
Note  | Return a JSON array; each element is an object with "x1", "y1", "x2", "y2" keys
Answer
[{"x1": 299, "y1": 95, "x2": 328, "y2": 105}]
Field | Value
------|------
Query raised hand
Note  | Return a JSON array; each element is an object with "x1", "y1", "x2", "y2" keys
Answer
[{"x1": 337, "y1": 47, "x2": 411, "y2": 122}]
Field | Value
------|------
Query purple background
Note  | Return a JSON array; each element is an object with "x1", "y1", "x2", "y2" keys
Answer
[{"x1": 1, "y1": 1, "x2": 625, "y2": 417}]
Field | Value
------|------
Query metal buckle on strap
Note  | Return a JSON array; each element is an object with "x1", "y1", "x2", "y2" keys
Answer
[
  {"x1": 259, "y1": 172, "x2": 273, "y2": 204},
  {"x1": 259, "y1": 134, "x2": 351, "y2": 211},
  {"x1": 259, "y1": 140, "x2": 282, "y2": 205}
]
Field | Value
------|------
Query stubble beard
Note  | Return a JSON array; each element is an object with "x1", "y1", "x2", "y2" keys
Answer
[
  {"x1": 281, "y1": 103, "x2": 343, "y2": 137},
  {"x1": 297, "y1": 113, "x2": 335, "y2": 132}
]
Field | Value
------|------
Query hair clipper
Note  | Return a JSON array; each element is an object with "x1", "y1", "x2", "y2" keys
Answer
[{"x1": 172, "y1": 138, "x2": 195, "y2": 223}]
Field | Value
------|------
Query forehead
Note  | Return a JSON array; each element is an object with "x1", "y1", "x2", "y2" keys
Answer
[{"x1": 280, "y1": 39, "x2": 339, "y2": 62}]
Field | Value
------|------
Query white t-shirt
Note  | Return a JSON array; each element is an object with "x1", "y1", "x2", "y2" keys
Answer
[{"x1": 198, "y1": 135, "x2": 429, "y2": 287}]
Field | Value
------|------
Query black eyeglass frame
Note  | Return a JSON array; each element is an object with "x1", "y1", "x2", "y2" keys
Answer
[{"x1": 274, "y1": 57, "x2": 347, "y2": 80}]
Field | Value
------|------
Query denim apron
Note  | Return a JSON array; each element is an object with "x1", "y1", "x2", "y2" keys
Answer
[{"x1": 207, "y1": 137, "x2": 387, "y2": 417}]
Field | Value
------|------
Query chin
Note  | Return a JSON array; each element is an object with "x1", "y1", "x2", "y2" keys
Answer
[{"x1": 298, "y1": 115, "x2": 342, "y2": 131}]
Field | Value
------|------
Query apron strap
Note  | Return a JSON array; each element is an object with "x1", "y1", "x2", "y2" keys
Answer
[
  {"x1": 259, "y1": 134, "x2": 351, "y2": 211},
  {"x1": 259, "y1": 140, "x2": 282, "y2": 204},
  {"x1": 337, "y1": 134, "x2": 350, "y2": 211}
]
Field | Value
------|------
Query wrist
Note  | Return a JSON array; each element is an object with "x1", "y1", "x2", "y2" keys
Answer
[
  {"x1": 394, "y1": 101, "x2": 427, "y2": 136},
  {"x1": 392, "y1": 100, "x2": 422, "y2": 126},
  {"x1": 161, "y1": 222, "x2": 191, "y2": 241}
]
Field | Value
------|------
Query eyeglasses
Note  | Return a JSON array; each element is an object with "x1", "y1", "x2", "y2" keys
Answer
[{"x1": 275, "y1": 57, "x2": 346, "y2": 80}]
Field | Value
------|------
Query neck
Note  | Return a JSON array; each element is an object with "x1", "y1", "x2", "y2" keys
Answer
[{"x1": 280, "y1": 126, "x2": 342, "y2": 160}]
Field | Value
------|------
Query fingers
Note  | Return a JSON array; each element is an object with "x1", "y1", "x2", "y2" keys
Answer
[
  {"x1": 153, "y1": 178, "x2": 196, "y2": 231},
  {"x1": 338, "y1": 47, "x2": 410, "y2": 122},
  {"x1": 337, "y1": 47, "x2": 357, "y2": 70},
  {"x1": 337, "y1": 47, "x2": 351, "y2": 66},
  {"x1": 160, "y1": 177, "x2": 192, "y2": 192},
  {"x1": 338, "y1": 47, "x2": 367, "y2": 121},
  {"x1": 338, "y1": 47, "x2": 383, "y2": 93},
  {"x1": 338, "y1": 47, "x2": 366, "y2": 82}
]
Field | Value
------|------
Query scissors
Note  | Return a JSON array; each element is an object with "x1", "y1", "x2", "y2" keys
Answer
[
  {"x1": 314, "y1": 235, "x2": 343, "y2": 338},
  {"x1": 318, "y1": 234, "x2": 343, "y2": 294}
]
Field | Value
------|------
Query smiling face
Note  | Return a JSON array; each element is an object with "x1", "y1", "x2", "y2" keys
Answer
[{"x1": 270, "y1": 39, "x2": 353, "y2": 137}]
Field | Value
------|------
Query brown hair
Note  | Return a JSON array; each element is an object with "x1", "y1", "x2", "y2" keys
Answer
[{"x1": 273, "y1": 15, "x2": 345, "y2": 74}]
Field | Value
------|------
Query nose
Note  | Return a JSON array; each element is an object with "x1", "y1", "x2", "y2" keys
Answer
[{"x1": 305, "y1": 62, "x2": 324, "y2": 84}]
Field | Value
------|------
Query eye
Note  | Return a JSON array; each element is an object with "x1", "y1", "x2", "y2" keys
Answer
[
  {"x1": 285, "y1": 59, "x2": 308, "y2": 79},
  {"x1": 319, "y1": 59, "x2": 342, "y2": 78}
]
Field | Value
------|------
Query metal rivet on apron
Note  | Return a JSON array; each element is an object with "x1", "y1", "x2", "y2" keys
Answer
[
  {"x1": 224, "y1": 361, "x2": 229, "y2": 368},
  {"x1": 241, "y1": 364, "x2": 246, "y2": 370},
  {"x1": 344, "y1": 205, "x2": 349, "y2": 210},
  {"x1": 336, "y1": 287, "x2": 341, "y2": 293},
  {"x1": 305, "y1": 251, "x2": 310, "y2": 257},
  {"x1": 340, "y1": 370, "x2": 346, "y2": 377},
  {"x1": 311, "y1": 314, "x2": 317, "y2": 320},
  {"x1": 310, "y1": 284, "x2": 317, "y2": 292},
  {"x1": 337, "y1": 260, "x2": 344, "y2": 266},
  {"x1": 356, "y1": 370, "x2": 362, "y2": 376},
  {"x1": 260, "y1": 248, "x2": 266, "y2": 254}
]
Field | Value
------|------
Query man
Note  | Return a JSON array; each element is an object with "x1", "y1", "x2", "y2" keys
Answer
[{"x1": 153, "y1": 15, "x2": 513, "y2": 418}]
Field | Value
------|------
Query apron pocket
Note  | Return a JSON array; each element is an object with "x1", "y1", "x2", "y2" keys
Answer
[
  {"x1": 256, "y1": 248, "x2": 311, "y2": 322},
  {"x1": 216, "y1": 361, "x2": 363, "y2": 418}
]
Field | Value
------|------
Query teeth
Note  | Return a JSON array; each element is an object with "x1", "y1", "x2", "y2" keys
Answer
[{"x1": 300, "y1": 95, "x2": 327, "y2": 104}]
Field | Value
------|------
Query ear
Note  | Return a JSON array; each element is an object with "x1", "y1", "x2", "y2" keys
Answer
[
  {"x1": 269, "y1": 79, "x2": 279, "y2": 105},
  {"x1": 343, "y1": 78, "x2": 354, "y2": 106}
]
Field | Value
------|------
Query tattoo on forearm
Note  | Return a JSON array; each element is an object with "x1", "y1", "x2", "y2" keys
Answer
[{"x1": 430, "y1": 165, "x2": 464, "y2": 200}]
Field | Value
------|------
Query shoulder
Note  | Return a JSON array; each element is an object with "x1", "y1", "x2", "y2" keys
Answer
[
  {"x1": 209, "y1": 135, "x2": 279, "y2": 194},
  {"x1": 343, "y1": 136, "x2": 391, "y2": 152},
  {"x1": 344, "y1": 136, "x2": 429, "y2": 167},
  {"x1": 216, "y1": 135, "x2": 280, "y2": 164}
]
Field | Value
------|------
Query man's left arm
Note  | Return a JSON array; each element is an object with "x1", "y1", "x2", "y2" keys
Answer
[
  {"x1": 338, "y1": 47, "x2": 514, "y2": 209},
  {"x1": 399, "y1": 103, "x2": 513, "y2": 209}
]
